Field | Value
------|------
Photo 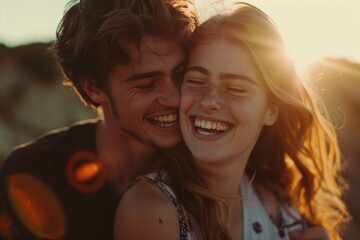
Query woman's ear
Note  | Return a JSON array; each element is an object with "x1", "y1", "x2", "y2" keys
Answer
[
  {"x1": 264, "y1": 105, "x2": 278, "y2": 126},
  {"x1": 82, "y1": 80, "x2": 107, "y2": 104}
]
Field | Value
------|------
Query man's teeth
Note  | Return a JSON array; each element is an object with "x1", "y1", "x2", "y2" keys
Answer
[
  {"x1": 152, "y1": 114, "x2": 177, "y2": 122},
  {"x1": 194, "y1": 119, "x2": 229, "y2": 131},
  {"x1": 151, "y1": 114, "x2": 177, "y2": 127}
]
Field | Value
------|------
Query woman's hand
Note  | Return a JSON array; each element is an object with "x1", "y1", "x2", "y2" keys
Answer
[{"x1": 289, "y1": 226, "x2": 331, "y2": 240}]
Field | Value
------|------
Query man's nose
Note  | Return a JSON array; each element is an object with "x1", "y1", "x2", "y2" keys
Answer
[{"x1": 157, "y1": 79, "x2": 180, "y2": 107}]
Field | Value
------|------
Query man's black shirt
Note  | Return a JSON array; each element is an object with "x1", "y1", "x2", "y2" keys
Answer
[{"x1": 0, "y1": 119, "x2": 119, "y2": 240}]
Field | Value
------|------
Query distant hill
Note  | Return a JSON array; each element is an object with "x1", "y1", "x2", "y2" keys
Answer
[
  {"x1": 0, "y1": 42, "x2": 59, "y2": 84},
  {"x1": 308, "y1": 57, "x2": 360, "y2": 240},
  {"x1": 0, "y1": 42, "x2": 96, "y2": 163},
  {"x1": 308, "y1": 57, "x2": 360, "y2": 163}
]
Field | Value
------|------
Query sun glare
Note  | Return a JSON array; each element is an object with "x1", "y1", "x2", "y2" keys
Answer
[
  {"x1": 1, "y1": 0, "x2": 359, "y2": 66},
  {"x1": 195, "y1": 0, "x2": 360, "y2": 68}
]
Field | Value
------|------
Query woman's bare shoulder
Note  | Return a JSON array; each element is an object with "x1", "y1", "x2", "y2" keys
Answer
[{"x1": 114, "y1": 178, "x2": 180, "y2": 240}]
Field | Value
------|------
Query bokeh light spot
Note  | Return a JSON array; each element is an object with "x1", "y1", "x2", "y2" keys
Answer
[
  {"x1": 75, "y1": 163, "x2": 99, "y2": 183},
  {"x1": 7, "y1": 173, "x2": 66, "y2": 239},
  {"x1": 66, "y1": 151, "x2": 105, "y2": 194}
]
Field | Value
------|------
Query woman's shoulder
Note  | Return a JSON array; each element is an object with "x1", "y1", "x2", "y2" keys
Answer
[
  {"x1": 114, "y1": 177, "x2": 180, "y2": 240},
  {"x1": 119, "y1": 176, "x2": 176, "y2": 212}
]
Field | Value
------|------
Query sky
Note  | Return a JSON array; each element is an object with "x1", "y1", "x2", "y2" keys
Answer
[{"x1": 1, "y1": 0, "x2": 360, "y2": 67}]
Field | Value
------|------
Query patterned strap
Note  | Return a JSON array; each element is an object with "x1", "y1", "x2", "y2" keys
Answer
[{"x1": 144, "y1": 173, "x2": 193, "y2": 240}]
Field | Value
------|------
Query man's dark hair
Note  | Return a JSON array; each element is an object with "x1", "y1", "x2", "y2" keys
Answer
[{"x1": 53, "y1": 0, "x2": 198, "y2": 108}]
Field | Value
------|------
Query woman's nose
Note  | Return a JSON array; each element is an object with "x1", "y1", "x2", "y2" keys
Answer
[{"x1": 198, "y1": 87, "x2": 224, "y2": 111}]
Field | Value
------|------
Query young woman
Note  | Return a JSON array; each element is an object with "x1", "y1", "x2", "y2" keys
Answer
[{"x1": 114, "y1": 3, "x2": 348, "y2": 240}]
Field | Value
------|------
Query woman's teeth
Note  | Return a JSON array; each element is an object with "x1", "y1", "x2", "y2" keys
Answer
[{"x1": 194, "y1": 118, "x2": 230, "y2": 132}]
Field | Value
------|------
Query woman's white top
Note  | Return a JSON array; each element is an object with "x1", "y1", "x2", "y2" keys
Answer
[
  {"x1": 144, "y1": 173, "x2": 305, "y2": 240},
  {"x1": 241, "y1": 175, "x2": 305, "y2": 239}
]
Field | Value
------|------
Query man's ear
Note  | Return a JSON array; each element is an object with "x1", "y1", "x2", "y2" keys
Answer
[
  {"x1": 82, "y1": 80, "x2": 108, "y2": 104},
  {"x1": 264, "y1": 105, "x2": 278, "y2": 126}
]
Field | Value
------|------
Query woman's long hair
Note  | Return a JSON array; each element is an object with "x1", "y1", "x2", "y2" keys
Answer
[{"x1": 161, "y1": 3, "x2": 349, "y2": 239}]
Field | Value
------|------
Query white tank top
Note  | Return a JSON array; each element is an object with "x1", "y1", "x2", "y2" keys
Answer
[
  {"x1": 145, "y1": 173, "x2": 306, "y2": 240},
  {"x1": 241, "y1": 175, "x2": 306, "y2": 239}
]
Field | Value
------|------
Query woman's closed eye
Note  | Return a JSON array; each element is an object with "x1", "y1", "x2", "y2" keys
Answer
[
  {"x1": 227, "y1": 86, "x2": 247, "y2": 95},
  {"x1": 184, "y1": 79, "x2": 206, "y2": 87}
]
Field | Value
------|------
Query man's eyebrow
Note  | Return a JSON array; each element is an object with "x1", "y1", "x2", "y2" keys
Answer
[
  {"x1": 220, "y1": 73, "x2": 258, "y2": 85},
  {"x1": 184, "y1": 66, "x2": 210, "y2": 75},
  {"x1": 126, "y1": 71, "x2": 164, "y2": 82}
]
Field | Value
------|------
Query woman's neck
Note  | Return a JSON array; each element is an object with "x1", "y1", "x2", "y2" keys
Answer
[
  {"x1": 197, "y1": 156, "x2": 249, "y2": 240},
  {"x1": 200, "y1": 158, "x2": 247, "y2": 197}
]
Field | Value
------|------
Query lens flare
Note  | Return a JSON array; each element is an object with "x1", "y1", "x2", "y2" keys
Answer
[
  {"x1": 6, "y1": 173, "x2": 66, "y2": 239},
  {"x1": 75, "y1": 163, "x2": 99, "y2": 183},
  {"x1": 66, "y1": 151, "x2": 105, "y2": 194}
]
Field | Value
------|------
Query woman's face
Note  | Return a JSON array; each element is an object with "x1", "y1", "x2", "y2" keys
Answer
[{"x1": 180, "y1": 38, "x2": 278, "y2": 166}]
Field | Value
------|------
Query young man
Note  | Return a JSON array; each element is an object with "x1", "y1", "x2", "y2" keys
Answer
[{"x1": 0, "y1": 0, "x2": 198, "y2": 239}]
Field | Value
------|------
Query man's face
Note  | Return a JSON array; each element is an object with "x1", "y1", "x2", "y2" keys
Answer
[{"x1": 105, "y1": 35, "x2": 184, "y2": 149}]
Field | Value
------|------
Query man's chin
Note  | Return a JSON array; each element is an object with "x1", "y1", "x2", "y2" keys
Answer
[
  {"x1": 120, "y1": 126, "x2": 182, "y2": 149},
  {"x1": 153, "y1": 137, "x2": 182, "y2": 149}
]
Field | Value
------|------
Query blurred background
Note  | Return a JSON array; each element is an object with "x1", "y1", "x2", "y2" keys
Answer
[{"x1": 0, "y1": 0, "x2": 359, "y2": 238}]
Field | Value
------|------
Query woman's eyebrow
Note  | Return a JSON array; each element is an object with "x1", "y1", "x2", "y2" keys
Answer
[
  {"x1": 185, "y1": 66, "x2": 257, "y2": 86},
  {"x1": 184, "y1": 66, "x2": 210, "y2": 75},
  {"x1": 220, "y1": 73, "x2": 258, "y2": 85}
]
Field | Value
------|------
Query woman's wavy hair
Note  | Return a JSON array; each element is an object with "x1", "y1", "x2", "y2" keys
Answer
[
  {"x1": 53, "y1": 0, "x2": 198, "y2": 108},
  {"x1": 160, "y1": 3, "x2": 349, "y2": 239}
]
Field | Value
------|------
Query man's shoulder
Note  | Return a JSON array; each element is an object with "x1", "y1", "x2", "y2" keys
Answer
[
  {"x1": 14, "y1": 118, "x2": 98, "y2": 152},
  {"x1": 1, "y1": 119, "x2": 100, "y2": 174}
]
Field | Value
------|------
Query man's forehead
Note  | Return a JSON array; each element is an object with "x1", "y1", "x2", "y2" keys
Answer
[
  {"x1": 130, "y1": 38, "x2": 184, "y2": 69},
  {"x1": 141, "y1": 36, "x2": 182, "y2": 56},
  {"x1": 122, "y1": 35, "x2": 178, "y2": 55}
]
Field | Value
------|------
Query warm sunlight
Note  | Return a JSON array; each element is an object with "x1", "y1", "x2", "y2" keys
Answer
[
  {"x1": 195, "y1": 0, "x2": 360, "y2": 68},
  {"x1": 1, "y1": 0, "x2": 359, "y2": 68},
  {"x1": 0, "y1": 2, "x2": 359, "y2": 240}
]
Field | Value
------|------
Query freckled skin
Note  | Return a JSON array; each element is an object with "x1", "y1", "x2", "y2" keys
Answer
[{"x1": 180, "y1": 38, "x2": 277, "y2": 166}]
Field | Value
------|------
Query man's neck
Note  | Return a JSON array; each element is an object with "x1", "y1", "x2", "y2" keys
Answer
[{"x1": 95, "y1": 120, "x2": 158, "y2": 195}]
